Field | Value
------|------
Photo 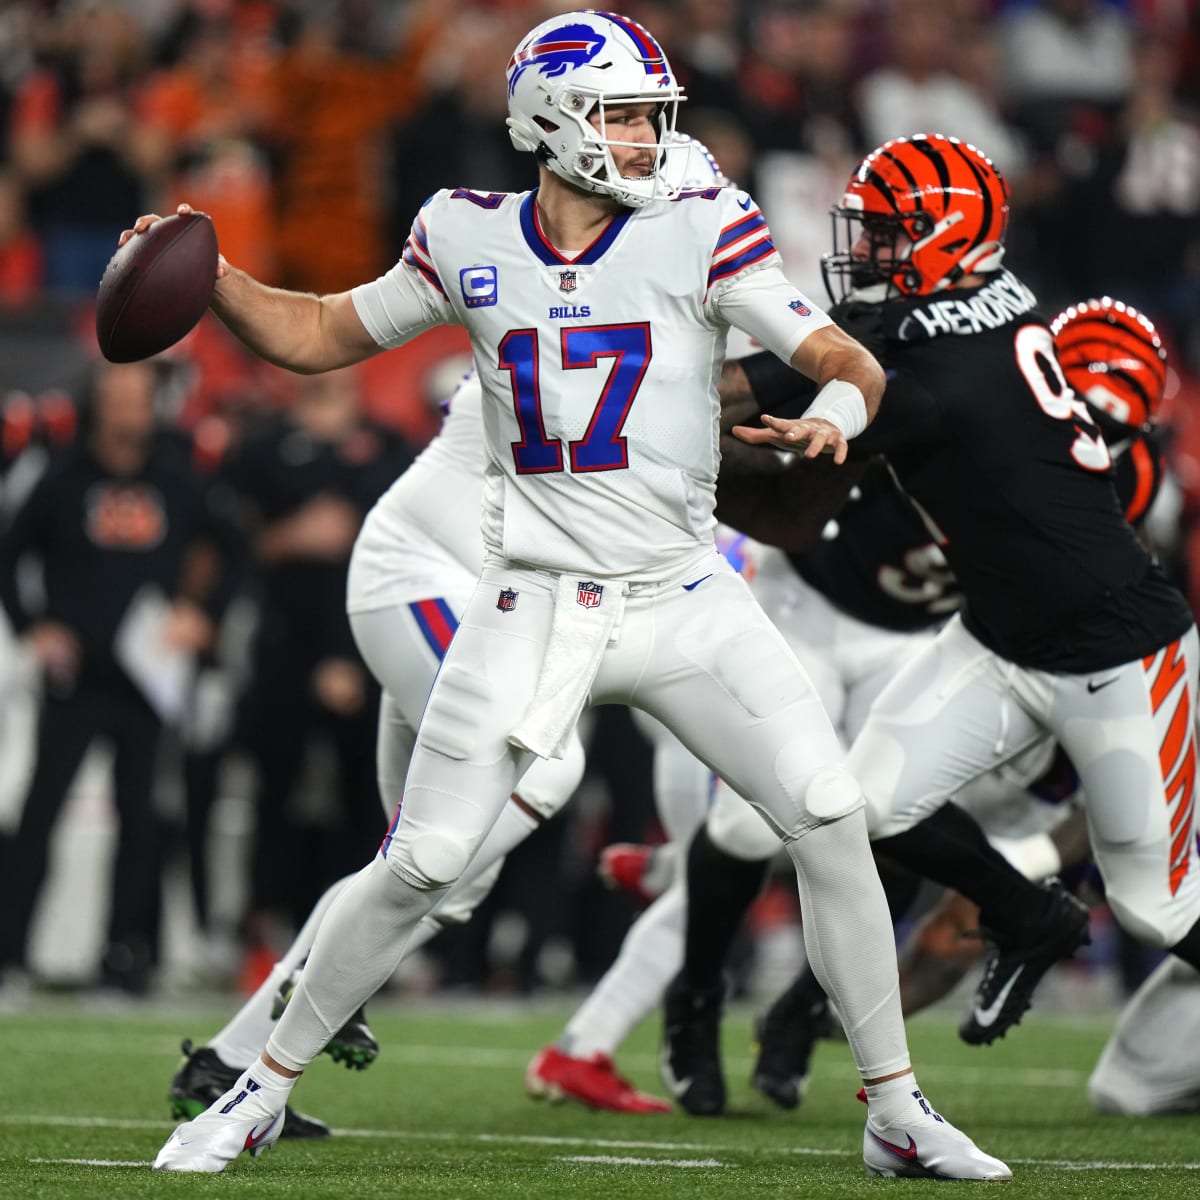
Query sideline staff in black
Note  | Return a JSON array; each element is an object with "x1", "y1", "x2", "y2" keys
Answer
[{"x1": 0, "y1": 358, "x2": 245, "y2": 995}]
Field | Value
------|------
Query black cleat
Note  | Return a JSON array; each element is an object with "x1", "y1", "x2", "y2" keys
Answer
[
  {"x1": 274, "y1": 969, "x2": 380, "y2": 1070},
  {"x1": 659, "y1": 977, "x2": 726, "y2": 1116},
  {"x1": 751, "y1": 990, "x2": 832, "y2": 1110},
  {"x1": 959, "y1": 880, "x2": 1091, "y2": 1046},
  {"x1": 167, "y1": 1039, "x2": 331, "y2": 1139}
]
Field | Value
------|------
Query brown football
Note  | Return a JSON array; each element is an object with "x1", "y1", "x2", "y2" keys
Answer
[{"x1": 95, "y1": 212, "x2": 219, "y2": 363}]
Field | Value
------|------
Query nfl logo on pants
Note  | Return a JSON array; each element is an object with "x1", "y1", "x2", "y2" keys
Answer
[{"x1": 577, "y1": 581, "x2": 603, "y2": 608}]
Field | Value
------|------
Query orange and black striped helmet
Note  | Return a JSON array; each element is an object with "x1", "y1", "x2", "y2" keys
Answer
[
  {"x1": 822, "y1": 134, "x2": 1010, "y2": 302},
  {"x1": 1051, "y1": 298, "x2": 1168, "y2": 430}
]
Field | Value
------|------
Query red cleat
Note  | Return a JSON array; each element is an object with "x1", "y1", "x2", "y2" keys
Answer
[
  {"x1": 597, "y1": 843, "x2": 673, "y2": 908},
  {"x1": 526, "y1": 1046, "x2": 673, "y2": 1114}
]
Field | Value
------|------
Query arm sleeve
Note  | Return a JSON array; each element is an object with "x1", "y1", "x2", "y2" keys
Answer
[
  {"x1": 351, "y1": 257, "x2": 451, "y2": 350},
  {"x1": 709, "y1": 263, "x2": 833, "y2": 366}
]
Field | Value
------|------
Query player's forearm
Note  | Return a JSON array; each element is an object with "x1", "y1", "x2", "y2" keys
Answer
[
  {"x1": 209, "y1": 269, "x2": 345, "y2": 374},
  {"x1": 803, "y1": 341, "x2": 886, "y2": 424}
]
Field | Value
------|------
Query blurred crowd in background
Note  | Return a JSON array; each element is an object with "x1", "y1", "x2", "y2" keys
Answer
[{"x1": 0, "y1": 0, "x2": 1197, "y2": 1004}]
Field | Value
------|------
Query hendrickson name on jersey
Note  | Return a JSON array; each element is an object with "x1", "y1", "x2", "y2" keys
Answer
[{"x1": 898, "y1": 271, "x2": 1038, "y2": 341}]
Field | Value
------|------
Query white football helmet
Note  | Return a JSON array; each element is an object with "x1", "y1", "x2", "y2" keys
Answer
[
  {"x1": 506, "y1": 10, "x2": 686, "y2": 208},
  {"x1": 660, "y1": 131, "x2": 730, "y2": 190}
]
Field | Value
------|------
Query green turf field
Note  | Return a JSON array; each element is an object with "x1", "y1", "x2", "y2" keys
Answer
[{"x1": 1, "y1": 997, "x2": 1197, "y2": 1198}]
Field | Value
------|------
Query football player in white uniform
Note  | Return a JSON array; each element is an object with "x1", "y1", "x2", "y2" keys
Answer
[{"x1": 146, "y1": 11, "x2": 1008, "y2": 1180}]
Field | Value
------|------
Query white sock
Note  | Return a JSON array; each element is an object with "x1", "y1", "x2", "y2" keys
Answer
[
  {"x1": 562, "y1": 878, "x2": 685, "y2": 1059},
  {"x1": 863, "y1": 1072, "x2": 937, "y2": 1127},
  {"x1": 207, "y1": 873, "x2": 356, "y2": 1068},
  {"x1": 785, "y1": 809, "x2": 911, "y2": 1080},
  {"x1": 266, "y1": 854, "x2": 438, "y2": 1072}
]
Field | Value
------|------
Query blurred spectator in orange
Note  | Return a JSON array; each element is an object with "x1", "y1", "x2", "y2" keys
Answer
[
  {"x1": 0, "y1": 167, "x2": 41, "y2": 306},
  {"x1": 387, "y1": 3, "x2": 531, "y2": 252},
  {"x1": 140, "y1": 9, "x2": 277, "y2": 283},
  {"x1": 7, "y1": 2, "x2": 169, "y2": 293},
  {"x1": 264, "y1": 0, "x2": 439, "y2": 294}
]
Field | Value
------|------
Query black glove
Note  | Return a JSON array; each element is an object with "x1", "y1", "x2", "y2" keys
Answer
[{"x1": 829, "y1": 299, "x2": 887, "y2": 362}]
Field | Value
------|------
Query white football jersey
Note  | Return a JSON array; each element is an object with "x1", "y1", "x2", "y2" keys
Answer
[
  {"x1": 346, "y1": 372, "x2": 486, "y2": 613},
  {"x1": 353, "y1": 185, "x2": 831, "y2": 581}
]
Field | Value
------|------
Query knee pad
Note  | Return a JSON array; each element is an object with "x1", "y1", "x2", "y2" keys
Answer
[
  {"x1": 804, "y1": 765, "x2": 863, "y2": 822},
  {"x1": 1105, "y1": 890, "x2": 1180, "y2": 950},
  {"x1": 707, "y1": 784, "x2": 780, "y2": 862},
  {"x1": 514, "y1": 733, "x2": 585, "y2": 820},
  {"x1": 387, "y1": 831, "x2": 473, "y2": 892},
  {"x1": 431, "y1": 857, "x2": 504, "y2": 926}
]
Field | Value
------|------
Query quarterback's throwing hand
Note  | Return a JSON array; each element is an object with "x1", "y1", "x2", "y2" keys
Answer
[{"x1": 732, "y1": 414, "x2": 850, "y2": 464}]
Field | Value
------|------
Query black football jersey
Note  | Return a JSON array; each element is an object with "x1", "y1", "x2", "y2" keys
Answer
[
  {"x1": 790, "y1": 463, "x2": 961, "y2": 632},
  {"x1": 843, "y1": 271, "x2": 1193, "y2": 671},
  {"x1": 790, "y1": 428, "x2": 1168, "y2": 637}
]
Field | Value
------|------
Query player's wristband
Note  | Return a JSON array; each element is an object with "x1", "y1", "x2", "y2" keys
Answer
[
  {"x1": 739, "y1": 351, "x2": 817, "y2": 413},
  {"x1": 803, "y1": 379, "x2": 868, "y2": 439}
]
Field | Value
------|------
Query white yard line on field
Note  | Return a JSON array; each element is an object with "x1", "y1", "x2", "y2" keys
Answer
[
  {"x1": 557, "y1": 1156, "x2": 726, "y2": 1168},
  {"x1": 30, "y1": 1158, "x2": 149, "y2": 1168},
  {"x1": 11, "y1": 1115, "x2": 1200, "y2": 1172}
]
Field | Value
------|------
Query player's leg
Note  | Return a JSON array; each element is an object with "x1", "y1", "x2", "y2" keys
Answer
[
  {"x1": 1052, "y1": 630, "x2": 1200, "y2": 965},
  {"x1": 154, "y1": 564, "x2": 552, "y2": 1172},
  {"x1": 850, "y1": 616, "x2": 1091, "y2": 1045},
  {"x1": 1088, "y1": 956, "x2": 1200, "y2": 1114},
  {"x1": 658, "y1": 568, "x2": 847, "y2": 1114},
  {"x1": 611, "y1": 567, "x2": 1008, "y2": 1178},
  {"x1": 660, "y1": 781, "x2": 777, "y2": 1114},
  {"x1": 528, "y1": 714, "x2": 705, "y2": 1113}
]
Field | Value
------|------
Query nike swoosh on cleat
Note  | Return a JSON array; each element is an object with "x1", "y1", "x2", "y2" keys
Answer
[
  {"x1": 869, "y1": 1129, "x2": 919, "y2": 1161},
  {"x1": 973, "y1": 964, "x2": 1024, "y2": 1028},
  {"x1": 682, "y1": 574, "x2": 713, "y2": 591},
  {"x1": 243, "y1": 1122, "x2": 275, "y2": 1152}
]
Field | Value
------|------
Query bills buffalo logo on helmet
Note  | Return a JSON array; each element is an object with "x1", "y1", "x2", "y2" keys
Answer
[{"x1": 507, "y1": 23, "x2": 606, "y2": 95}]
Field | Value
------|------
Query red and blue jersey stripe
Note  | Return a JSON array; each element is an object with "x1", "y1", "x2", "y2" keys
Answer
[
  {"x1": 410, "y1": 597, "x2": 458, "y2": 659},
  {"x1": 708, "y1": 205, "x2": 776, "y2": 289},
  {"x1": 403, "y1": 214, "x2": 446, "y2": 298}
]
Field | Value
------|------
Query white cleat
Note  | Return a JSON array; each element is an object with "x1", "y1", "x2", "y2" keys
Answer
[
  {"x1": 863, "y1": 1103, "x2": 1012, "y2": 1181},
  {"x1": 154, "y1": 1077, "x2": 286, "y2": 1173}
]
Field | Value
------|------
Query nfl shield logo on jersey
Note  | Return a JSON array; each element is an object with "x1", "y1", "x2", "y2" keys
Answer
[
  {"x1": 576, "y1": 581, "x2": 603, "y2": 608},
  {"x1": 497, "y1": 588, "x2": 519, "y2": 612},
  {"x1": 559, "y1": 270, "x2": 577, "y2": 293}
]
